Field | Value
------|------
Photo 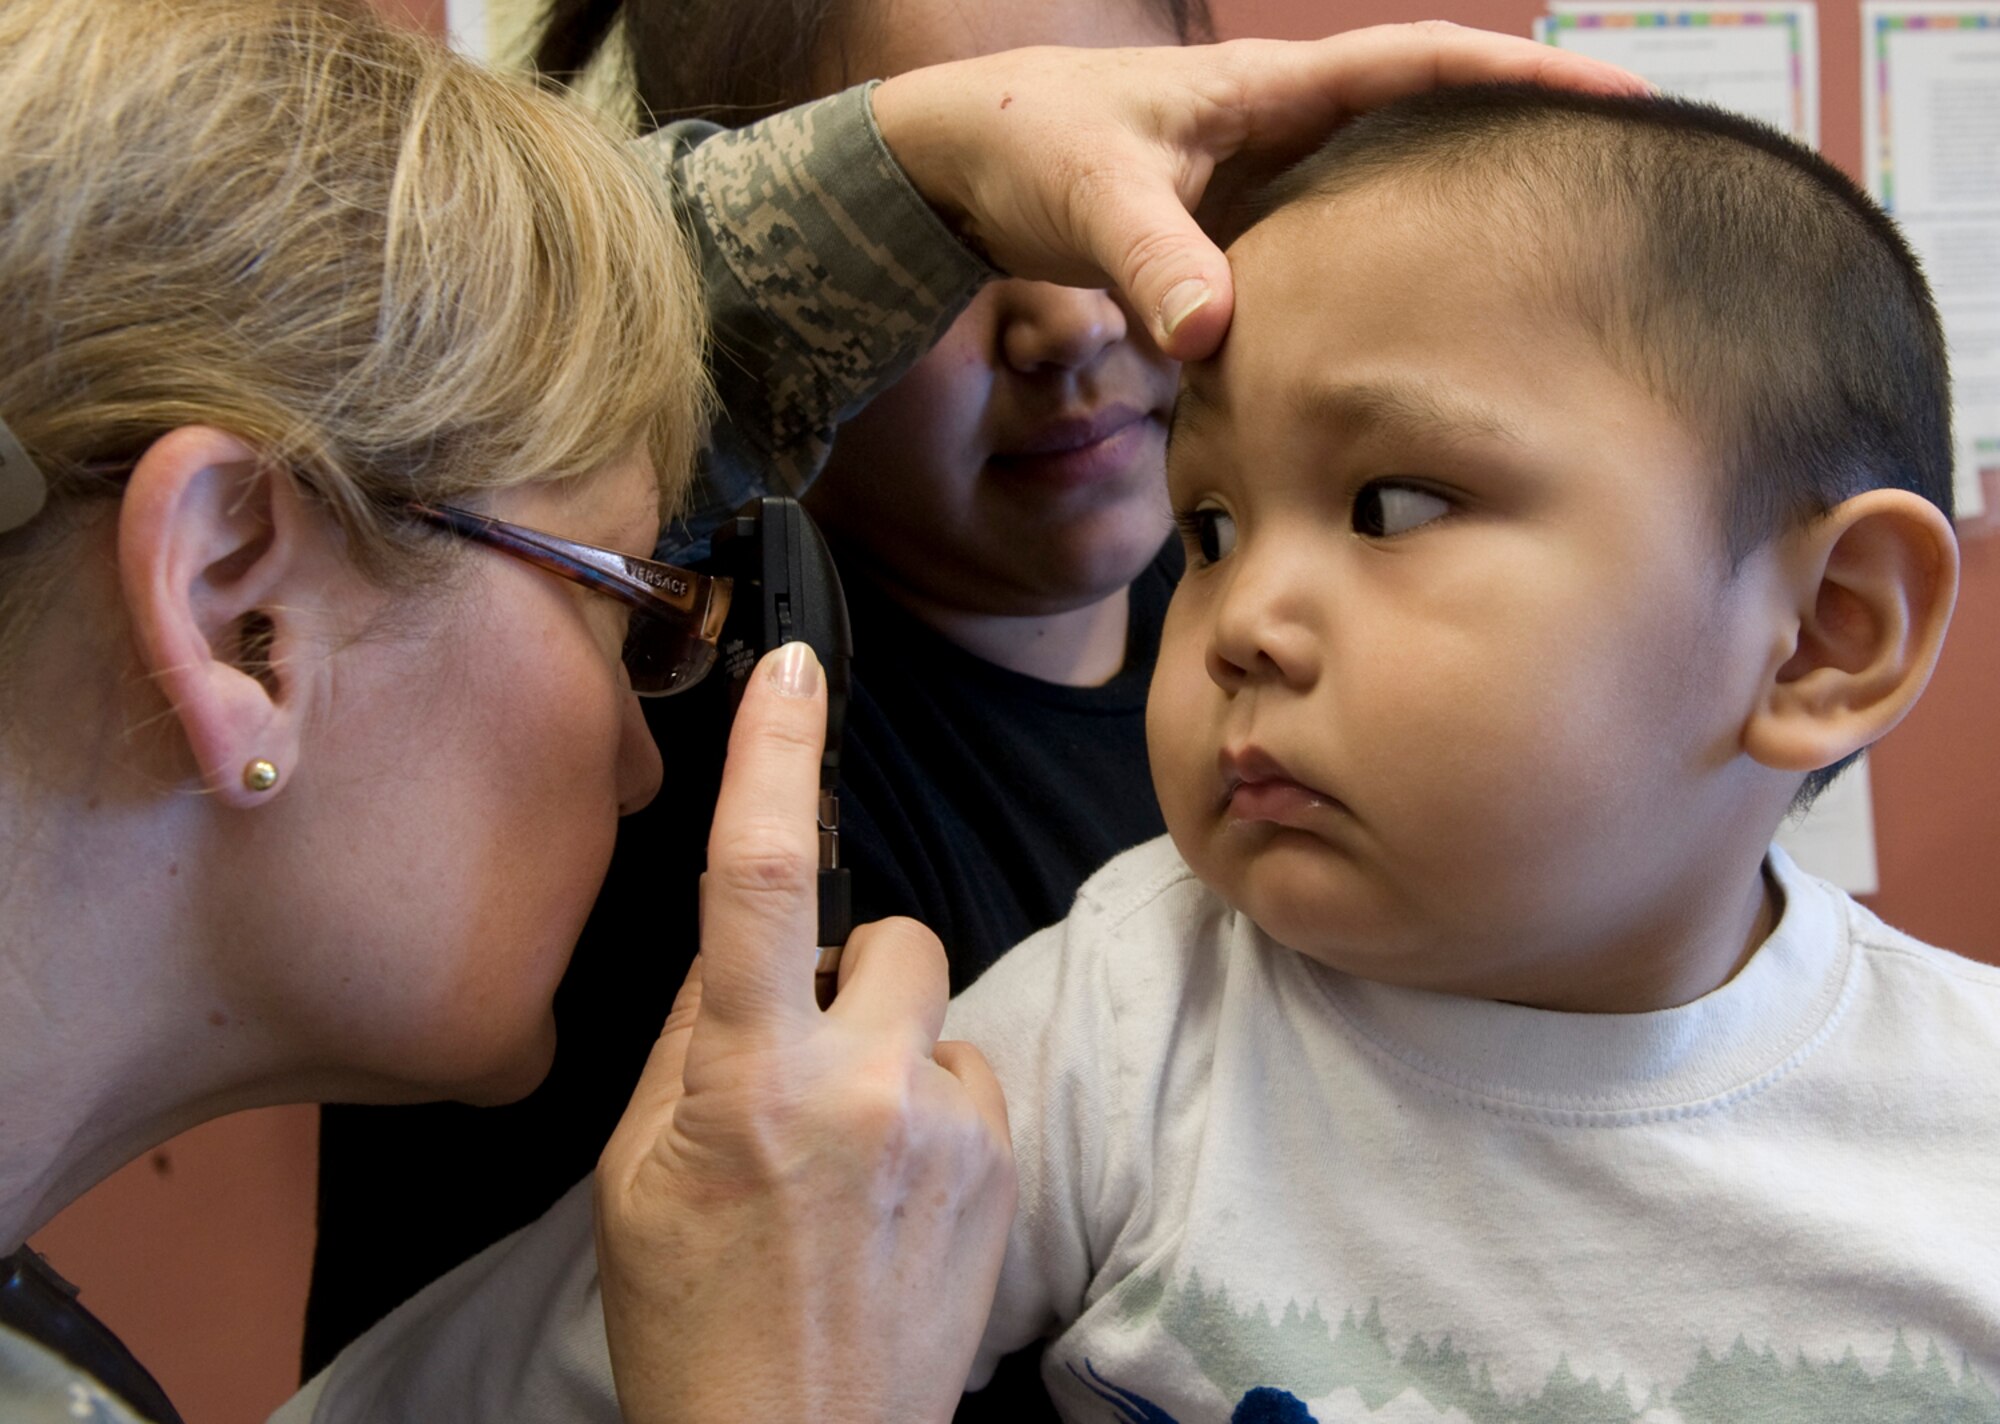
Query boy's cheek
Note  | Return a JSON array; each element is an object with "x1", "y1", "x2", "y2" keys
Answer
[
  {"x1": 1143, "y1": 628, "x2": 1212, "y2": 784},
  {"x1": 1147, "y1": 729, "x2": 1215, "y2": 870}
]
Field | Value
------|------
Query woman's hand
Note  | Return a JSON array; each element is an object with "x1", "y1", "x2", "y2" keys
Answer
[
  {"x1": 872, "y1": 22, "x2": 1646, "y2": 359},
  {"x1": 595, "y1": 643, "x2": 1015, "y2": 1424}
]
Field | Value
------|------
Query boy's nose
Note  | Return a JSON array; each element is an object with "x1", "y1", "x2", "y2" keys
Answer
[
  {"x1": 998, "y1": 279, "x2": 1129, "y2": 374},
  {"x1": 1205, "y1": 559, "x2": 1320, "y2": 693}
]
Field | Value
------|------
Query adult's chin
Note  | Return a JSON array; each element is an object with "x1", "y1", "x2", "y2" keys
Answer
[
  {"x1": 446, "y1": 1013, "x2": 560, "y2": 1107},
  {"x1": 342, "y1": 1008, "x2": 561, "y2": 1109}
]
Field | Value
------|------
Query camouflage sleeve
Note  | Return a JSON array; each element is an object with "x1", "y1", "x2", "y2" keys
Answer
[{"x1": 632, "y1": 83, "x2": 993, "y2": 558}]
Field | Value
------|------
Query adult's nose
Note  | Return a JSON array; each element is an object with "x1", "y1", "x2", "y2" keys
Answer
[
  {"x1": 616, "y1": 691, "x2": 664, "y2": 816},
  {"x1": 998, "y1": 279, "x2": 1130, "y2": 375}
]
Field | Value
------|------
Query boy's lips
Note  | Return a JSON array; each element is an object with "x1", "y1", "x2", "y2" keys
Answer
[{"x1": 1218, "y1": 747, "x2": 1346, "y2": 827}]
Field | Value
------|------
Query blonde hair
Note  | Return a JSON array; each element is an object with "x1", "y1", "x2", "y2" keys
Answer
[{"x1": 0, "y1": 0, "x2": 709, "y2": 652}]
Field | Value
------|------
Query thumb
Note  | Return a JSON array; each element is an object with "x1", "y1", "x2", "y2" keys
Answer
[{"x1": 1095, "y1": 183, "x2": 1236, "y2": 360}]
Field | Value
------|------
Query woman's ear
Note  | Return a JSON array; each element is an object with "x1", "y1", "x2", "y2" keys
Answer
[
  {"x1": 118, "y1": 426, "x2": 326, "y2": 807},
  {"x1": 1744, "y1": 488, "x2": 1959, "y2": 776}
]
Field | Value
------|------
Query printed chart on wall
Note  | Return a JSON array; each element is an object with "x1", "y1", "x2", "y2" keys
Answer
[
  {"x1": 1534, "y1": 3, "x2": 1819, "y2": 143},
  {"x1": 1537, "y1": 4, "x2": 1884, "y2": 893},
  {"x1": 1864, "y1": 2, "x2": 2000, "y2": 521}
]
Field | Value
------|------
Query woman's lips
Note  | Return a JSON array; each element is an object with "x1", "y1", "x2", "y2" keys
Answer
[{"x1": 989, "y1": 406, "x2": 1157, "y2": 489}]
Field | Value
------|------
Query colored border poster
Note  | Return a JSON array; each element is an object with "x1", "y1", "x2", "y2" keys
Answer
[
  {"x1": 1864, "y1": 2, "x2": 2000, "y2": 519},
  {"x1": 1536, "y1": 3, "x2": 1819, "y2": 144}
]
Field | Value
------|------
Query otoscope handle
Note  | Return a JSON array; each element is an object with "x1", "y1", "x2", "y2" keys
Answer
[{"x1": 711, "y1": 497, "x2": 855, "y2": 1008}]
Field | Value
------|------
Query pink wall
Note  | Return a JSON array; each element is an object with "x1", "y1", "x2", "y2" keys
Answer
[
  {"x1": 28, "y1": 1109, "x2": 319, "y2": 1424},
  {"x1": 370, "y1": 0, "x2": 448, "y2": 35},
  {"x1": 32, "y1": 7, "x2": 1997, "y2": 1424}
]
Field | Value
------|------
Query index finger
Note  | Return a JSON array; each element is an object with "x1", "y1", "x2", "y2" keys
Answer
[
  {"x1": 696, "y1": 642, "x2": 828, "y2": 1038},
  {"x1": 1206, "y1": 25, "x2": 1645, "y2": 134},
  {"x1": 1145, "y1": 25, "x2": 1647, "y2": 359},
  {"x1": 1292, "y1": 22, "x2": 1646, "y2": 115}
]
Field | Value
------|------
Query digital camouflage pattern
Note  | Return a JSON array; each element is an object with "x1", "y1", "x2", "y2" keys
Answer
[{"x1": 635, "y1": 84, "x2": 992, "y2": 557}]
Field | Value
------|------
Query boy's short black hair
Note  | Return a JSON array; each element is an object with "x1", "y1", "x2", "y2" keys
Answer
[{"x1": 1252, "y1": 85, "x2": 1954, "y2": 803}]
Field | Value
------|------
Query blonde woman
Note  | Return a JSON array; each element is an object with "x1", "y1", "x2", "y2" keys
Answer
[
  {"x1": 0, "y1": 1, "x2": 1641, "y2": 1421},
  {"x1": 0, "y1": 3, "x2": 1006, "y2": 1419}
]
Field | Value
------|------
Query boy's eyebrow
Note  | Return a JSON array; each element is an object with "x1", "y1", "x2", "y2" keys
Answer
[
  {"x1": 1293, "y1": 379, "x2": 1525, "y2": 448},
  {"x1": 1167, "y1": 377, "x2": 1527, "y2": 460}
]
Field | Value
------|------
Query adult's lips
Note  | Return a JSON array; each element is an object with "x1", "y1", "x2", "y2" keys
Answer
[
  {"x1": 1002, "y1": 403, "x2": 1149, "y2": 457},
  {"x1": 988, "y1": 404, "x2": 1158, "y2": 488}
]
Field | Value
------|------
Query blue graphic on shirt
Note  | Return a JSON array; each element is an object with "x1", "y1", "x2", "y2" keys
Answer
[
  {"x1": 1065, "y1": 1358, "x2": 1184, "y2": 1422},
  {"x1": 1066, "y1": 1359, "x2": 1317, "y2": 1424},
  {"x1": 1231, "y1": 1386, "x2": 1319, "y2": 1422}
]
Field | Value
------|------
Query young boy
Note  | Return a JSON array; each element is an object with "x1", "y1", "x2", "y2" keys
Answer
[{"x1": 945, "y1": 85, "x2": 1998, "y2": 1422}]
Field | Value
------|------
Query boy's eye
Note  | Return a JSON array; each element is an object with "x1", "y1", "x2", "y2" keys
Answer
[
  {"x1": 1174, "y1": 502, "x2": 1237, "y2": 565},
  {"x1": 1352, "y1": 482, "x2": 1450, "y2": 539}
]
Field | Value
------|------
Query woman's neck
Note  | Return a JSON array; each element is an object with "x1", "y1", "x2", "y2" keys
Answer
[
  {"x1": 885, "y1": 582, "x2": 1133, "y2": 687},
  {"x1": 0, "y1": 556, "x2": 305, "y2": 1250},
  {"x1": 0, "y1": 760, "x2": 252, "y2": 1250}
]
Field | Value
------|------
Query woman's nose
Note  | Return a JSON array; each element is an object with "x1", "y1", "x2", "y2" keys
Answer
[
  {"x1": 999, "y1": 279, "x2": 1129, "y2": 374},
  {"x1": 616, "y1": 692, "x2": 664, "y2": 816}
]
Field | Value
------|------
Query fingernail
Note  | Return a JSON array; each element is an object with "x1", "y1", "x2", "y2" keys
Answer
[
  {"x1": 769, "y1": 640, "x2": 820, "y2": 698},
  {"x1": 1159, "y1": 278, "x2": 1212, "y2": 339}
]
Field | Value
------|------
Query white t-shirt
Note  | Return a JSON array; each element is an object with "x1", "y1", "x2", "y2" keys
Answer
[
  {"x1": 948, "y1": 836, "x2": 2000, "y2": 1422},
  {"x1": 280, "y1": 837, "x2": 2000, "y2": 1424}
]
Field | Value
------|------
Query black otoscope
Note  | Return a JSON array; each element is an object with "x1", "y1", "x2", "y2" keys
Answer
[{"x1": 710, "y1": 497, "x2": 854, "y2": 1008}]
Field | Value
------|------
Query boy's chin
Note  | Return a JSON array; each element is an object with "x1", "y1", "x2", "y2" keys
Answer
[{"x1": 1211, "y1": 852, "x2": 1413, "y2": 977}]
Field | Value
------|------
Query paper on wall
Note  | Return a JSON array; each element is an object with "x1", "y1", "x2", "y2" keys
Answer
[
  {"x1": 1774, "y1": 756, "x2": 1880, "y2": 895},
  {"x1": 1537, "y1": 3, "x2": 1820, "y2": 143},
  {"x1": 446, "y1": 0, "x2": 489, "y2": 58},
  {"x1": 1863, "y1": 3, "x2": 2000, "y2": 519}
]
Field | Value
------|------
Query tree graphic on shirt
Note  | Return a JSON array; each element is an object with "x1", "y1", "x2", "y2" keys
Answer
[{"x1": 1098, "y1": 1270, "x2": 2000, "y2": 1421}]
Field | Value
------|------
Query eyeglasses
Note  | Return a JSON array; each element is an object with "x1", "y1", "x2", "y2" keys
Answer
[{"x1": 409, "y1": 502, "x2": 732, "y2": 696}]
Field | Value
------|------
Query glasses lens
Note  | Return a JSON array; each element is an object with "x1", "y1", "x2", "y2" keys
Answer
[{"x1": 624, "y1": 610, "x2": 718, "y2": 696}]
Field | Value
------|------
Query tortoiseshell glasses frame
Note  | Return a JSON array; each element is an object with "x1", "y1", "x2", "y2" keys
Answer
[{"x1": 409, "y1": 502, "x2": 732, "y2": 696}]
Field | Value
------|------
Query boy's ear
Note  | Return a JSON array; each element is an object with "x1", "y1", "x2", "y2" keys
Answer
[
  {"x1": 1743, "y1": 488, "x2": 1958, "y2": 777},
  {"x1": 118, "y1": 426, "x2": 326, "y2": 807}
]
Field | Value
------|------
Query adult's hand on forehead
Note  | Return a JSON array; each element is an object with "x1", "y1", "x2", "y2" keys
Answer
[
  {"x1": 595, "y1": 642, "x2": 1015, "y2": 1424},
  {"x1": 872, "y1": 23, "x2": 1646, "y2": 360}
]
